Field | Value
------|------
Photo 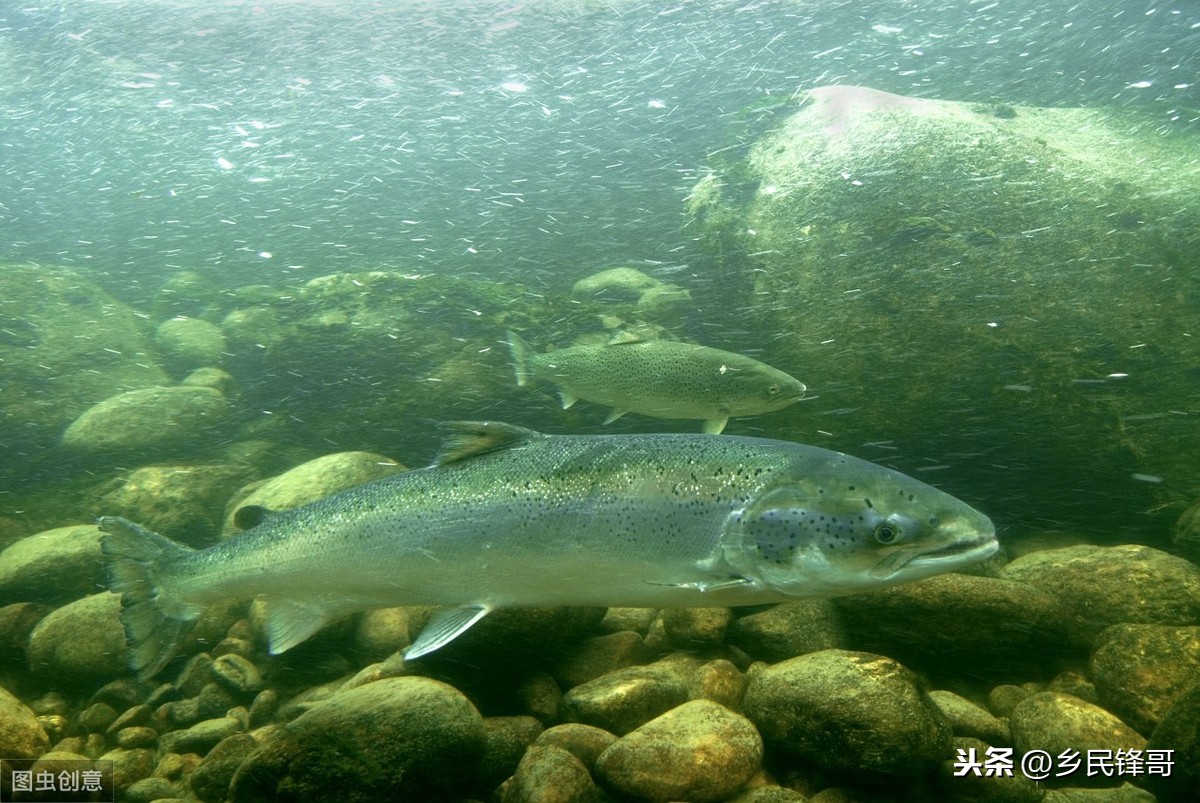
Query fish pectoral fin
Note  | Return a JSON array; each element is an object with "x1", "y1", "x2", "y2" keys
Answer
[
  {"x1": 263, "y1": 598, "x2": 338, "y2": 655},
  {"x1": 647, "y1": 576, "x2": 753, "y2": 592},
  {"x1": 405, "y1": 604, "x2": 492, "y2": 660},
  {"x1": 602, "y1": 408, "x2": 629, "y2": 425},
  {"x1": 702, "y1": 416, "x2": 729, "y2": 435},
  {"x1": 559, "y1": 390, "x2": 578, "y2": 409}
]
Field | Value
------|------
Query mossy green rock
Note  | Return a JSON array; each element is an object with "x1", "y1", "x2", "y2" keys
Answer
[
  {"x1": 595, "y1": 699, "x2": 762, "y2": 803},
  {"x1": 728, "y1": 599, "x2": 844, "y2": 663},
  {"x1": 61, "y1": 385, "x2": 230, "y2": 458},
  {"x1": 834, "y1": 573, "x2": 1071, "y2": 675},
  {"x1": 0, "y1": 685, "x2": 50, "y2": 759},
  {"x1": 999, "y1": 544, "x2": 1200, "y2": 646},
  {"x1": 0, "y1": 265, "x2": 168, "y2": 483},
  {"x1": 1089, "y1": 624, "x2": 1200, "y2": 734},
  {"x1": 228, "y1": 676, "x2": 486, "y2": 802},
  {"x1": 686, "y1": 84, "x2": 1200, "y2": 532},
  {"x1": 742, "y1": 649, "x2": 951, "y2": 777},
  {"x1": 0, "y1": 524, "x2": 105, "y2": 606},
  {"x1": 1009, "y1": 692, "x2": 1145, "y2": 786},
  {"x1": 155, "y1": 317, "x2": 225, "y2": 377},
  {"x1": 500, "y1": 744, "x2": 606, "y2": 803},
  {"x1": 26, "y1": 592, "x2": 127, "y2": 685},
  {"x1": 559, "y1": 665, "x2": 689, "y2": 736},
  {"x1": 222, "y1": 450, "x2": 405, "y2": 534},
  {"x1": 99, "y1": 463, "x2": 254, "y2": 547},
  {"x1": 1143, "y1": 681, "x2": 1200, "y2": 803}
]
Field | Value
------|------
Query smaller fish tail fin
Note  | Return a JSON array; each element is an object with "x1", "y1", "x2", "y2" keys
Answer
[
  {"x1": 506, "y1": 330, "x2": 532, "y2": 387},
  {"x1": 98, "y1": 516, "x2": 197, "y2": 681}
]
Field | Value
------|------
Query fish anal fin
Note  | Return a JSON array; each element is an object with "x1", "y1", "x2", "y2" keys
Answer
[
  {"x1": 434, "y1": 421, "x2": 541, "y2": 466},
  {"x1": 405, "y1": 604, "x2": 491, "y2": 660},
  {"x1": 263, "y1": 598, "x2": 337, "y2": 654},
  {"x1": 602, "y1": 408, "x2": 629, "y2": 425},
  {"x1": 558, "y1": 390, "x2": 579, "y2": 409},
  {"x1": 702, "y1": 416, "x2": 729, "y2": 435}
]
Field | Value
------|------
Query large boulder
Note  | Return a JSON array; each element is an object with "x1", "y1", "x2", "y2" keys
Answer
[
  {"x1": 0, "y1": 265, "x2": 168, "y2": 485},
  {"x1": 685, "y1": 85, "x2": 1200, "y2": 535},
  {"x1": 61, "y1": 385, "x2": 231, "y2": 459},
  {"x1": 227, "y1": 676, "x2": 486, "y2": 802}
]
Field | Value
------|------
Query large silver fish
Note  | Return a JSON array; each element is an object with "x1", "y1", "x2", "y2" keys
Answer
[
  {"x1": 507, "y1": 330, "x2": 807, "y2": 434},
  {"x1": 100, "y1": 422, "x2": 997, "y2": 679}
]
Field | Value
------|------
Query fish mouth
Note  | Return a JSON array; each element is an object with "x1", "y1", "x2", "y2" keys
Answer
[
  {"x1": 907, "y1": 532, "x2": 999, "y2": 569},
  {"x1": 869, "y1": 531, "x2": 998, "y2": 579}
]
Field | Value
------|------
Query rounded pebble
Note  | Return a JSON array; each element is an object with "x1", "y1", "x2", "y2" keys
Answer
[
  {"x1": 743, "y1": 649, "x2": 951, "y2": 777},
  {"x1": 596, "y1": 699, "x2": 763, "y2": 803}
]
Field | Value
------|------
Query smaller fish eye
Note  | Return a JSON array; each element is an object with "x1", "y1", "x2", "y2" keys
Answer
[
  {"x1": 874, "y1": 523, "x2": 901, "y2": 544},
  {"x1": 767, "y1": 384, "x2": 780, "y2": 395}
]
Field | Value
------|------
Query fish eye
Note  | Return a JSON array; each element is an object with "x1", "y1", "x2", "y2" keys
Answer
[
  {"x1": 767, "y1": 384, "x2": 780, "y2": 395},
  {"x1": 874, "y1": 523, "x2": 901, "y2": 545}
]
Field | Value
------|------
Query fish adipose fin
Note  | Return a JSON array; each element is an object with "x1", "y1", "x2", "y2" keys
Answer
[
  {"x1": 405, "y1": 604, "x2": 492, "y2": 659},
  {"x1": 702, "y1": 416, "x2": 729, "y2": 435},
  {"x1": 434, "y1": 421, "x2": 543, "y2": 466},
  {"x1": 98, "y1": 516, "x2": 199, "y2": 681},
  {"x1": 506, "y1": 330, "x2": 532, "y2": 387}
]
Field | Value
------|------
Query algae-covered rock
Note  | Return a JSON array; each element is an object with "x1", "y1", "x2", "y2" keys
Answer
[
  {"x1": 834, "y1": 573, "x2": 1072, "y2": 676},
  {"x1": 0, "y1": 685, "x2": 50, "y2": 759},
  {"x1": 572, "y1": 267, "x2": 660, "y2": 299},
  {"x1": 999, "y1": 544, "x2": 1200, "y2": 646},
  {"x1": 685, "y1": 84, "x2": 1200, "y2": 533},
  {"x1": 1089, "y1": 624, "x2": 1200, "y2": 734},
  {"x1": 742, "y1": 649, "x2": 951, "y2": 778},
  {"x1": 595, "y1": 699, "x2": 763, "y2": 802},
  {"x1": 728, "y1": 599, "x2": 845, "y2": 663},
  {"x1": 228, "y1": 676, "x2": 486, "y2": 802},
  {"x1": 1009, "y1": 692, "x2": 1145, "y2": 786},
  {"x1": 0, "y1": 524, "x2": 105, "y2": 606},
  {"x1": 61, "y1": 385, "x2": 230, "y2": 458},
  {"x1": 26, "y1": 592, "x2": 127, "y2": 684},
  {"x1": 1173, "y1": 499, "x2": 1200, "y2": 564},
  {"x1": 98, "y1": 463, "x2": 254, "y2": 547},
  {"x1": 154, "y1": 316, "x2": 225, "y2": 377},
  {"x1": 559, "y1": 665, "x2": 689, "y2": 736},
  {"x1": 1143, "y1": 681, "x2": 1200, "y2": 803},
  {"x1": 221, "y1": 450, "x2": 405, "y2": 534},
  {"x1": 500, "y1": 744, "x2": 606, "y2": 803},
  {"x1": 927, "y1": 690, "x2": 1012, "y2": 746},
  {"x1": 0, "y1": 265, "x2": 169, "y2": 483},
  {"x1": 532, "y1": 723, "x2": 618, "y2": 772}
]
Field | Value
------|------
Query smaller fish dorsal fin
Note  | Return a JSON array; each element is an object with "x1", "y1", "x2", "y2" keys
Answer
[
  {"x1": 433, "y1": 421, "x2": 543, "y2": 466},
  {"x1": 606, "y1": 330, "x2": 647, "y2": 345}
]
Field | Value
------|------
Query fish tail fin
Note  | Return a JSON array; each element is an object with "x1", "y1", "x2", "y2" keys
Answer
[
  {"x1": 506, "y1": 329, "x2": 532, "y2": 387},
  {"x1": 98, "y1": 516, "x2": 197, "y2": 681}
]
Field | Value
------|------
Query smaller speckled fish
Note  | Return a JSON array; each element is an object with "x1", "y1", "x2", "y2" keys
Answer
[
  {"x1": 99, "y1": 421, "x2": 996, "y2": 680},
  {"x1": 507, "y1": 330, "x2": 807, "y2": 434}
]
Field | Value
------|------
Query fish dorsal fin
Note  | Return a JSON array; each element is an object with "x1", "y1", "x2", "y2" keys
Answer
[
  {"x1": 606, "y1": 330, "x2": 647, "y2": 345},
  {"x1": 262, "y1": 598, "x2": 337, "y2": 654},
  {"x1": 233, "y1": 504, "x2": 274, "y2": 531},
  {"x1": 405, "y1": 604, "x2": 492, "y2": 659},
  {"x1": 433, "y1": 421, "x2": 542, "y2": 466}
]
